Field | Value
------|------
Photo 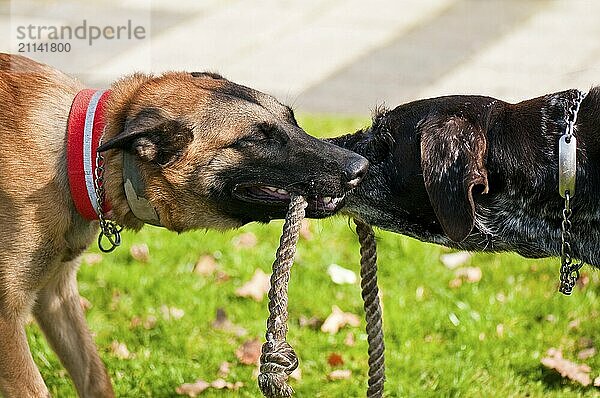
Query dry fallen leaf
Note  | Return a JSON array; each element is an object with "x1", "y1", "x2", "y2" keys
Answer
[
  {"x1": 175, "y1": 380, "x2": 210, "y2": 397},
  {"x1": 440, "y1": 251, "x2": 471, "y2": 269},
  {"x1": 328, "y1": 369, "x2": 352, "y2": 380},
  {"x1": 541, "y1": 348, "x2": 592, "y2": 386},
  {"x1": 327, "y1": 353, "x2": 344, "y2": 367},
  {"x1": 110, "y1": 341, "x2": 131, "y2": 360},
  {"x1": 130, "y1": 315, "x2": 157, "y2": 330},
  {"x1": 327, "y1": 264, "x2": 357, "y2": 285},
  {"x1": 130, "y1": 244, "x2": 150, "y2": 262},
  {"x1": 344, "y1": 332, "x2": 356, "y2": 347},
  {"x1": 290, "y1": 367, "x2": 302, "y2": 381},
  {"x1": 454, "y1": 267, "x2": 482, "y2": 283},
  {"x1": 568, "y1": 319, "x2": 581, "y2": 330},
  {"x1": 233, "y1": 232, "x2": 258, "y2": 249},
  {"x1": 321, "y1": 306, "x2": 360, "y2": 334},
  {"x1": 193, "y1": 255, "x2": 217, "y2": 276},
  {"x1": 212, "y1": 308, "x2": 247, "y2": 337},
  {"x1": 236, "y1": 338, "x2": 262, "y2": 365},
  {"x1": 160, "y1": 305, "x2": 185, "y2": 320},
  {"x1": 595, "y1": 376, "x2": 600, "y2": 387},
  {"x1": 299, "y1": 219, "x2": 313, "y2": 240},
  {"x1": 217, "y1": 361, "x2": 231, "y2": 378},
  {"x1": 298, "y1": 315, "x2": 323, "y2": 330},
  {"x1": 235, "y1": 269, "x2": 270, "y2": 301},
  {"x1": 175, "y1": 379, "x2": 243, "y2": 397},
  {"x1": 578, "y1": 347, "x2": 597, "y2": 360},
  {"x1": 83, "y1": 253, "x2": 103, "y2": 265}
]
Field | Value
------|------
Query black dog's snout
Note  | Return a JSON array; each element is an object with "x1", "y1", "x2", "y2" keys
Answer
[{"x1": 343, "y1": 156, "x2": 369, "y2": 189}]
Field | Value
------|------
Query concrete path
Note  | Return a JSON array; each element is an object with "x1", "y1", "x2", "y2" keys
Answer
[{"x1": 1, "y1": 0, "x2": 599, "y2": 115}]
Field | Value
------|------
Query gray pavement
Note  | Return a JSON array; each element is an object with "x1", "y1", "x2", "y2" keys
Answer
[{"x1": 1, "y1": 0, "x2": 600, "y2": 115}]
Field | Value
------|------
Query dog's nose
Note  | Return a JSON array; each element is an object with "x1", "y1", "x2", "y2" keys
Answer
[{"x1": 343, "y1": 156, "x2": 369, "y2": 189}]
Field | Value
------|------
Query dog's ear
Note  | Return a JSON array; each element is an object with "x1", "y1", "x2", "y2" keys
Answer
[
  {"x1": 420, "y1": 116, "x2": 489, "y2": 242},
  {"x1": 98, "y1": 108, "x2": 193, "y2": 166}
]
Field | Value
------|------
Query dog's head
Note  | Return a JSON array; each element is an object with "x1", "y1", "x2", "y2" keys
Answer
[
  {"x1": 330, "y1": 104, "x2": 490, "y2": 243},
  {"x1": 98, "y1": 72, "x2": 368, "y2": 231}
]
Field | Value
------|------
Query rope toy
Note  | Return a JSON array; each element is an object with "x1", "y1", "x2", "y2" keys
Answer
[{"x1": 258, "y1": 195, "x2": 385, "y2": 398}]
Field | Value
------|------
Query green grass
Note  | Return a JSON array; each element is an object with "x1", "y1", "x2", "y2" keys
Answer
[{"x1": 29, "y1": 115, "x2": 600, "y2": 397}]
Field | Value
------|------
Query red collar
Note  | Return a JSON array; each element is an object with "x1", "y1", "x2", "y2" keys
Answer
[{"x1": 67, "y1": 89, "x2": 112, "y2": 220}]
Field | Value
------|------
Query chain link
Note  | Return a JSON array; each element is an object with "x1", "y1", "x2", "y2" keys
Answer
[
  {"x1": 557, "y1": 90, "x2": 585, "y2": 295},
  {"x1": 94, "y1": 150, "x2": 123, "y2": 253},
  {"x1": 559, "y1": 192, "x2": 583, "y2": 295}
]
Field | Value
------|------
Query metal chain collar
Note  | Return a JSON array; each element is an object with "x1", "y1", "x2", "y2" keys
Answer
[
  {"x1": 94, "y1": 150, "x2": 123, "y2": 253},
  {"x1": 557, "y1": 90, "x2": 586, "y2": 295}
]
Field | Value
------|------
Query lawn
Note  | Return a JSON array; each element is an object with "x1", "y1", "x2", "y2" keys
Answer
[{"x1": 29, "y1": 115, "x2": 600, "y2": 397}]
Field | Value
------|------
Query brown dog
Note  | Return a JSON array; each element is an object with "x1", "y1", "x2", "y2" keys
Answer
[{"x1": 0, "y1": 54, "x2": 368, "y2": 397}]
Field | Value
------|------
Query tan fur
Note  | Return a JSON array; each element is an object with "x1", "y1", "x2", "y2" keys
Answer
[{"x1": 0, "y1": 54, "x2": 356, "y2": 397}]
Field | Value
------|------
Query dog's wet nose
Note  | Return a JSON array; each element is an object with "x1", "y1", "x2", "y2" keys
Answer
[{"x1": 343, "y1": 156, "x2": 369, "y2": 189}]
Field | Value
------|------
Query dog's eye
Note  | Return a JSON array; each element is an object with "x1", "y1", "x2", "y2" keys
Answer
[
  {"x1": 233, "y1": 123, "x2": 282, "y2": 148},
  {"x1": 234, "y1": 131, "x2": 269, "y2": 148}
]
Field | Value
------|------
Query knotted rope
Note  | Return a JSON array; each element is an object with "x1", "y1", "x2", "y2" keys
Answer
[
  {"x1": 258, "y1": 196, "x2": 385, "y2": 398},
  {"x1": 258, "y1": 194, "x2": 307, "y2": 398}
]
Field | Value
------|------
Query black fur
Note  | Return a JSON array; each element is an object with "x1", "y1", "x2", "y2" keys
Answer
[{"x1": 330, "y1": 87, "x2": 600, "y2": 266}]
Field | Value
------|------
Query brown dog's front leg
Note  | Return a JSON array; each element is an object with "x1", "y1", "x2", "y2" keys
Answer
[
  {"x1": 0, "y1": 315, "x2": 50, "y2": 398},
  {"x1": 33, "y1": 262, "x2": 114, "y2": 398}
]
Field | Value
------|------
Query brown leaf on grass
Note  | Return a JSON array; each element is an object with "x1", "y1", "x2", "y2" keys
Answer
[
  {"x1": 130, "y1": 315, "x2": 157, "y2": 330},
  {"x1": 217, "y1": 361, "x2": 231, "y2": 378},
  {"x1": 175, "y1": 379, "x2": 243, "y2": 397},
  {"x1": 328, "y1": 369, "x2": 352, "y2": 380},
  {"x1": 290, "y1": 367, "x2": 302, "y2": 381},
  {"x1": 454, "y1": 267, "x2": 482, "y2": 283},
  {"x1": 236, "y1": 338, "x2": 262, "y2": 365},
  {"x1": 577, "y1": 272, "x2": 590, "y2": 288},
  {"x1": 83, "y1": 253, "x2": 103, "y2": 265},
  {"x1": 344, "y1": 332, "x2": 356, "y2": 347},
  {"x1": 321, "y1": 306, "x2": 360, "y2": 334},
  {"x1": 110, "y1": 341, "x2": 131, "y2": 359},
  {"x1": 327, "y1": 353, "x2": 344, "y2": 367},
  {"x1": 130, "y1": 244, "x2": 150, "y2": 262},
  {"x1": 160, "y1": 305, "x2": 185, "y2": 320},
  {"x1": 193, "y1": 255, "x2": 217, "y2": 276},
  {"x1": 568, "y1": 319, "x2": 581, "y2": 330},
  {"x1": 175, "y1": 380, "x2": 210, "y2": 397},
  {"x1": 235, "y1": 269, "x2": 270, "y2": 301},
  {"x1": 298, "y1": 315, "x2": 323, "y2": 330},
  {"x1": 80, "y1": 296, "x2": 92, "y2": 312},
  {"x1": 232, "y1": 232, "x2": 258, "y2": 249},
  {"x1": 211, "y1": 308, "x2": 247, "y2": 337},
  {"x1": 541, "y1": 348, "x2": 592, "y2": 386},
  {"x1": 299, "y1": 219, "x2": 313, "y2": 240},
  {"x1": 327, "y1": 264, "x2": 357, "y2": 285},
  {"x1": 578, "y1": 347, "x2": 596, "y2": 360},
  {"x1": 440, "y1": 251, "x2": 471, "y2": 269}
]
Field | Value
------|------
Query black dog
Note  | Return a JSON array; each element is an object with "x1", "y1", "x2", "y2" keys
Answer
[{"x1": 330, "y1": 88, "x2": 600, "y2": 267}]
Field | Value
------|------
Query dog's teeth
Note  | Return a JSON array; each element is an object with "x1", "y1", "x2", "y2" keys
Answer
[
  {"x1": 277, "y1": 189, "x2": 288, "y2": 195},
  {"x1": 323, "y1": 196, "x2": 332, "y2": 203},
  {"x1": 266, "y1": 186, "x2": 278, "y2": 192}
]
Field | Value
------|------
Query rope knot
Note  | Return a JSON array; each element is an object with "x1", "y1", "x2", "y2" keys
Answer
[{"x1": 258, "y1": 338, "x2": 298, "y2": 398}]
